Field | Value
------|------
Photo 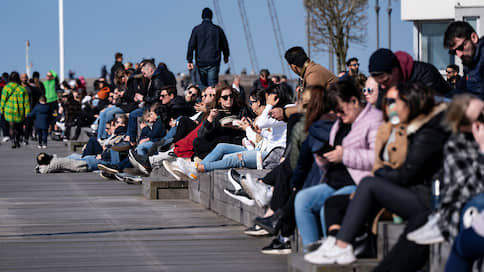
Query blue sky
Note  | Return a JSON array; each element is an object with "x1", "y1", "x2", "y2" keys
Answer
[{"x1": 0, "y1": 0, "x2": 413, "y2": 79}]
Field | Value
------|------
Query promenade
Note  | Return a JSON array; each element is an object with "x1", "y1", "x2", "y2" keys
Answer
[{"x1": 0, "y1": 141, "x2": 287, "y2": 271}]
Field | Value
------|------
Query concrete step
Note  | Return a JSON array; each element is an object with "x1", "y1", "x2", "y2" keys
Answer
[
  {"x1": 288, "y1": 253, "x2": 379, "y2": 272},
  {"x1": 143, "y1": 167, "x2": 188, "y2": 199}
]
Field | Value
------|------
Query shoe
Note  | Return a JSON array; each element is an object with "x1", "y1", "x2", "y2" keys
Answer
[
  {"x1": 99, "y1": 171, "x2": 115, "y2": 180},
  {"x1": 407, "y1": 213, "x2": 440, "y2": 241},
  {"x1": 244, "y1": 224, "x2": 269, "y2": 236},
  {"x1": 176, "y1": 158, "x2": 198, "y2": 180},
  {"x1": 261, "y1": 238, "x2": 292, "y2": 255},
  {"x1": 90, "y1": 123, "x2": 98, "y2": 131},
  {"x1": 128, "y1": 150, "x2": 151, "y2": 176},
  {"x1": 227, "y1": 169, "x2": 242, "y2": 191},
  {"x1": 223, "y1": 188, "x2": 255, "y2": 206},
  {"x1": 162, "y1": 160, "x2": 188, "y2": 181},
  {"x1": 85, "y1": 130, "x2": 97, "y2": 138},
  {"x1": 42, "y1": 145, "x2": 47, "y2": 149},
  {"x1": 241, "y1": 174, "x2": 272, "y2": 207},
  {"x1": 97, "y1": 164, "x2": 120, "y2": 174},
  {"x1": 253, "y1": 209, "x2": 284, "y2": 236},
  {"x1": 124, "y1": 167, "x2": 149, "y2": 177},
  {"x1": 305, "y1": 236, "x2": 337, "y2": 261},
  {"x1": 148, "y1": 149, "x2": 175, "y2": 166},
  {"x1": 2, "y1": 136, "x2": 10, "y2": 142},
  {"x1": 22, "y1": 141, "x2": 28, "y2": 146},
  {"x1": 304, "y1": 237, "x2": 356, "y2": 264},
  {"x1": 407, "y1": 219, "x2": 444, "y2": 245},
  {"x1": 111, "y1": 141, "x2": 132, "y2": 152},
  {"x1": 114, "y1": 173, "x2": 143, "y2": 185},
  {"x1": 56, "y1": 121, "x2": 66, "y2": 131},
  {"x1": 37, "y1": 145, "x2": 42, "y2": 149},
  {"x1": 11, "y1": 144, "x2": 17, "y2": 149}
]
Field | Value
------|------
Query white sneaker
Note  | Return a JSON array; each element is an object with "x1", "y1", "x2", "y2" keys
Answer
[
  {"x1": 90, "y1": 122, "x2": 98, "y2": 131},
  {"x1": 56, "y1": 121, "x2": 66, "y2": 132},
  {"x1": 42, "y1": 145, "x2": 47, "y2": 149},
  {"x1": 227, "y1": 169, "x2": 242, "y2": 191},
  {"x1": 176, "y1": 157, "x2": 198, "y2": 180},
  {"x1": 407, "y1": 213, "x2": 440, "y2": 241},
  {"x1": 305, "y1": 237, "x2": 356, "y2": 265},
  {"x1": 408, "y1": 221, "x2": 444, "y2": 245},
  {"x1": 2, "y1": 136, "x2": 10, "y2": 142},
  {"x1": 37, "y1": 145, "x2": 42, "y2": 149},
  {"x1": 240, "y1": 174, "x2": 272, "y2": 207},
  {"x1": 162, "y1": 160, "x2": 188, "y2": 181},
  {"x1": 149, "y1": 149, "x2": 174, "y2": 165}
]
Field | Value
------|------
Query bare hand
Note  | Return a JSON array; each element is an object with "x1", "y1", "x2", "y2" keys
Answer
[
  {"x1": 252, "y1": 124, "x2": 261, "y2": 134},
  {"x1": 169, "y1": 118, "x2": 177, "y2": 128},
  {"x1": 314, "y1": 154, "x2": 328, "y2": 167},
  {"x1": 472, "y1": 122, "x2": 484, "y2": 152},
  {"x1": 207, "y1": 109, "x2": 218, "y2": 123},
  {"x1": 266, "y1": 93, "x2": 280, "y2": 106},
  {"x1": 187, "y1": 63, "x2": 194, "y2": 70},
  {"x1": 324, "y1": 145, "x2": 343, "y2": 163},
  {"x1": 194, "y1": 102, "x2": 207, "y2": 113},
  {"x1": 134, "y1": 93, "x2": 144, "y2": 102},
  {"x1": 239, "y1": 117, "x2": 251, "y2": 130},
  {"x1": 269, "y1": 107, "x2": 284, "y2": 121}
]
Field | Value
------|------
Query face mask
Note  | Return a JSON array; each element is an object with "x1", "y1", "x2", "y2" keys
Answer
[{"x1": 388, "y1": 103, "x2": 400, "y2": 125}]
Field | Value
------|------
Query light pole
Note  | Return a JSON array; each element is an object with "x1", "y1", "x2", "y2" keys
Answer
[
  {"x1": 375, "y1": 0, "x2": 380, "y2": 49},
  {"x1": 388, "y1": 0, "x2": 392, "y2": 49},
  {"x1": 26, "y1": 40, "x2": 30, "y2": 77},
  {"x1": 58, "y1": 0, "x2": 64, "y2": 82}
]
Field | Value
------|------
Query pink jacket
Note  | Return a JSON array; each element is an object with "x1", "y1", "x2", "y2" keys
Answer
[{"x1": 329, "y1": 104, "x2": 383, "y2": 185}]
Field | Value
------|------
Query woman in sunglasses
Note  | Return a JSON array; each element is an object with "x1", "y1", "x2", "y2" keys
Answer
[
  {"x1": 362, "y1": 77, "x2": 379, "y2": 107},
  {"x1": 305, "y1": 81, "x2": 449, "y2": 271}
]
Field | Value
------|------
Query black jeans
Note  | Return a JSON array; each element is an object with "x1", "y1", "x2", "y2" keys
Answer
[
  {"x1": 336, "y1": 176, "x2": 431, "y2": 272},
  {"x1": 9, "y1": 121, "x2": 23, "y2": 146}
]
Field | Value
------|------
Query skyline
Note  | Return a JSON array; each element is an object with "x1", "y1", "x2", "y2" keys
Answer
[{"x1": 0, "y1": 0, "x2": 412, "y2": 79}]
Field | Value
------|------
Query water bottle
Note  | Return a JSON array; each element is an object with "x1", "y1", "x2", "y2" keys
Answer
[
  {"x1": 432, "y1": 179, "x2": 440, "y2": 210},
  {"x1": 256, "y1": 151, "x2": 263, "y2": 170},
  {"x1": 388, "y1": 103, "x2": 400, "y2": 125}
]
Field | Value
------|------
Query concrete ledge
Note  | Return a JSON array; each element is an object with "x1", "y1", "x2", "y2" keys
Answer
[
  {"x1": 288, "y1": 254, "x2": 379, "y2": 272},
  {"x1": 189, "y1": 169, "x2": 270, "y2": 227},
  {"x1": 68, "y1": 141, "x2": 87, "y2": 152},
  {"x1": 143, "y1": 167, "x2": 188, "y2": 200}
]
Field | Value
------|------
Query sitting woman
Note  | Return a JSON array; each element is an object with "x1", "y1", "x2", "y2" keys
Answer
[
  {"x1": 406, "y1": 94, "x2": 484, "y2": 271},
  {"x1": 305, "y1": 82, "x2": 449, "y2": 272},
  {"x1": 294, "y1": 80, "x2": 383, "y2": 247},
  {"x1": 167, "y1": 86, "x2": 290, "y2": 180}
]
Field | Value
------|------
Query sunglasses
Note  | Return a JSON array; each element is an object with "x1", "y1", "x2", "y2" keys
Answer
[
  {"x1": 249, "y1": 100, "x2": 257, "y2": 105},
  {"x1": 362, "y1": 88, "x2": 373, "y2": 94},
  {"x1": 202, "y1": 93, "x2": 215, "y2": 98},
  {"x1": 385, "y1": 98, "x2": 396, "y2": 105},
  {"x1": 160, "y1": 94, "x2": 168, "y2": 98},
  {"x1": 188, "y1": 91, "x2": 198, "y2": 96},
  {"x1": 221, "y1": 94, "x2": 234, "y2": 100},
  {"x1": 350, "y1": 63, "x2": 360, "y2": 67},
  {"x1": 334, "y1": 107, "x2": 345, "y2": 114},
  {"x1": 448, "y1": 39, "x2": 468, "y2": 55}
]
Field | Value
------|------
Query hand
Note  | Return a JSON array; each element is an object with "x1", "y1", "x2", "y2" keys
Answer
[
  {"x1": 139, "y1": 138, "x2": 149, "y2": 144},
  {"x1": 323, "y1": 145, "x2": 343, "y2": 163},
  {"x1": 266, "y1": 93, "x2": 280, "y2": 106},
  {"x1": 194, "y1": 102, "x2": 207, "y2": 113},
  {"x1": 96, "y1": 154, "x2": 102, "y2": 160},
  {"x1": 169, "y1": 118, "x2": 177, "y2": 128},
  {"x1": 134, "y1": 93, "x2": 144, "y2": 102},
  {"x1": 224, "y1": 56, "x2": 229, "y2": 64},
  {"x1": 252, "y1": 124, "x2": 261, "y2": 134},
  {"x1": 472, "y1": 122, "x2": 484, "y2": 152},
  {"x1": 139, "y1": 122, "x2": 146, "y2": 129},
  {"x1": 207, "y1": 109, "x2": 218, "y2": 123},
  {"x1": 239, "y1": 118, "x2": 251, "y2": 130},
  {"x1": 269, "y1": 107, "x2": 284, "y2": 121},
  {"x1": 187, "y1": 63, "x2": 194, "y2": 70},
  {"x1": 314, "y1": 154, "x2": 329, "y2": 167}
]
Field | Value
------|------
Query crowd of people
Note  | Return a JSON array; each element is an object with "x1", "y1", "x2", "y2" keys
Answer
[{"x1": 1, "y1": 9, "x2": 483, "y2": 271}]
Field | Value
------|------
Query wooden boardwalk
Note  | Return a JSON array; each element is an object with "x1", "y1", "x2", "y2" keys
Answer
[{"x1": 0, "y1": 141, "x2": 287, "y2": 271}]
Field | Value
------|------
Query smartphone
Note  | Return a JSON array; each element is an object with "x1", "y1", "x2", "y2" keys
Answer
[{"x1": 316, "y1": 144, "x2": 335, "y2": 156}]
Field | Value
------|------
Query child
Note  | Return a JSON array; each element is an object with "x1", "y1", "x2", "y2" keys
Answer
[{"x1": 27, "y1": 96, "x2": 51, "y2": 148}]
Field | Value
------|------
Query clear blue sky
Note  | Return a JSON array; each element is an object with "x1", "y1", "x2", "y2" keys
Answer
[{"x1": 0, "y1": 0, "x2": 413, "y2": 79}]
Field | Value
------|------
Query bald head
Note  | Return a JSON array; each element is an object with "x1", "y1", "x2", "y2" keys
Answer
[{"x1": 20, "y1": 73, "x2": 28, "y2": 84}]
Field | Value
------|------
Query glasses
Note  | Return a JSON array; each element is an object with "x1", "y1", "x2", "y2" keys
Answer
[
  {"x1": 448, "y1": 39, "x2": 468, "y2": 55},
  {"x1": 202, "y1": 93, "x2": 215, "y2": 98},
  {"x1": 249, "y1": 100, "x2": 257, "y2": 105},
  {"x1": 446, "y1": 70, "x2": 454, "y2": 74},
  {"x1": 221, "y1": 94, "x2": 234, "y2": 100},
  {"x1": 362, "y1": 88, "x2": 373, "y2": 94},
  {"x1": 350, "y1": 63, "x2": 360, "y2": 67},
  {"x1": 188, "y1": 91, "x2": 198, "y2": 96},
  {"x1": 385, "y1": 98, "x2": 396, "y2": 105},
  {"x1": 160, "y1": 94, "x2": 167, "y2": 98}
]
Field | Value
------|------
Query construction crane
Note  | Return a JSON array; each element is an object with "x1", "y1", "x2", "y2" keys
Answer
[
  {"x1": 237, "y1": 0, "x2": 259, "y2": 74},
  {"x1": 266, "y1": 0, "x2": 289, "y2": 76},
  {"x1": 213, "y1": 0, "x2": 235, "y2": 73}
]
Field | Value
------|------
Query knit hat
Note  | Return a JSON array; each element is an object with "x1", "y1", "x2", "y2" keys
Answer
[
  {"x1": 202, "y1": 8, "x2": 213, "y2": 19},
  {"x1": 368, "y1": 48, "x2": 398, "y2": 74},
  {"x1": 97, "y1": 87, "x2": 110, "y2": 100}
]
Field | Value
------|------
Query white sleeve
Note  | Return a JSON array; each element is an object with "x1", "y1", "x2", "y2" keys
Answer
[{"x1": 255, "y1": 104, "x2": 286, "y2": 129}]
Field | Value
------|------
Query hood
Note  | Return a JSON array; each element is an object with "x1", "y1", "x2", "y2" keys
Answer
[{"x1": 395, "y1": 51, "x2": 414, "y2": 81}]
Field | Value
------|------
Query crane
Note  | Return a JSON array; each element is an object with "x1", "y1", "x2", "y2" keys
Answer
[
  {"x1": 237, "y1": 0, "x2": 259, "y2": 74},
  {"x1": 267, "y1": 0, "x2": 288, "y2": 76},
  {"x1": 213, "y1": 0, "x2": 235, "y2": 73}
]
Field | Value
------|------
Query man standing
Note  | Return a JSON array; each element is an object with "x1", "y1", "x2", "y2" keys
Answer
[
  {"x1": 340, "y1": 57, "x2": 360, "y2": 80},
  {"x1": 445, "y1": 64, "x2": 461, "y2": 89},
  {"x1": 186, "y1": 7, "x2": 230, "y2": 89},
  {"x1": 110, "y1": 52, "x2": 124, "y2": 85},
  {"x1": 444, "y1": 21, "x2": 484, "y2": 97}
]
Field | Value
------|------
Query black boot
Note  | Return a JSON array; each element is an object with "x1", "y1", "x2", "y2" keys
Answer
[{"x1": 254, "y1": 209, "x2": 284, "y2": 236}]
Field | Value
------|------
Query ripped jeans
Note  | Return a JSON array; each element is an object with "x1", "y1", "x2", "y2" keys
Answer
[{"x1": 200, "y1": 143, "x2": 268, "y2": 172}]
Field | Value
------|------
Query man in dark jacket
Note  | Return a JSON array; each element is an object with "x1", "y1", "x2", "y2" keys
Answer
[
  {"x1": 444, "y1": 21, "x2": 484, "y2": 98},
  {"x1": 141, "y1": 61, "x2": 177, "y2": 106},
  {"x1": 186, "y1": 7, "x2": 230, "y2": 89},
  {"x1": 369, "y1": 48, "x2": 451, "y2": 97},
  {"x1": 110, "y1": 52, "x2": 124, "y2": 85}
]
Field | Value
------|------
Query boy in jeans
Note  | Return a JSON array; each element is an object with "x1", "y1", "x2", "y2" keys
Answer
[{"x1": 27, "y1": 96, "x2": 51, "y2": 148}]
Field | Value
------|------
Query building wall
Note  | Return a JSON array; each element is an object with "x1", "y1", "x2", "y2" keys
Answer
[{"x1": 401, "y1": 0, "x2": 484, "y2": 21}]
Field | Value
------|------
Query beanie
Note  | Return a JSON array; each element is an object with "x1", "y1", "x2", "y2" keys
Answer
[
  {"x1": 368, "y1": 48, "x2": 398, "y2": 74},
  {"x1": 202, "y1": 8, "x2": 213, "y2": 19}
]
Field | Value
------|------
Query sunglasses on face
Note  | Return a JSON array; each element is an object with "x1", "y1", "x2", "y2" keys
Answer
[
  {"x1": 249, "y1": 100, "x2": 257, "y2": 105},
  {"x1": 448, "y1": 39, "x2": 468, "y2": 55},
  {"x1": 350, "y1": 63, "x2": 360, "y2": 67},
  {"x1": 188, "y1": 91, "x2": 198, "y2": 96},
  {"x1": 160, "y1": 94, "x2": 168, "y2": 98},
  {"x1": 221, "y1": 94, "x2": 234, "y2": 101},
  {"x1": 385, "y1": 98, "x2": 396, "y2": 105},
  {"x1": 362, "y1": 88, "x2": 373, "y2": 94},
  {"x1": 202, "y1": 93, "x2": 214, "y2": 98}
]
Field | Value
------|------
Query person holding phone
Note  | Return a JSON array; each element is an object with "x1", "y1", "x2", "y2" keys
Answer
[{"x1": 294, "y1": 80, "x2": 383, "y2": 247}]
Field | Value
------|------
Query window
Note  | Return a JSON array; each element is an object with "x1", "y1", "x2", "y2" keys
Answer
[
  {"x1": 420, "y1": 22, "x2": 454, "y2": 70},
  {"x1": 464, "y1": 16, "x2": 479, "y2": 34}
]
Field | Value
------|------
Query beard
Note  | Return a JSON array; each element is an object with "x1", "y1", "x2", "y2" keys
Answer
[{"x1": 462, "y1": 43, "x2": 477, "y2": 66}]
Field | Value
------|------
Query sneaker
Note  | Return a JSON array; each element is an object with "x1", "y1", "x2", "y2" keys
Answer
[
  {"x1": 407, "y1": 213, "x2": 440, "y2": 241},
  {"x1": 128, "y1": 150, "x2": 151, "y2": 176},
  {"x1": 407, "y1": 221, "x2": 444, "y2": 245},
  {"x1": 244, "y1": 224, "x2": 269, "y2": 236},
  {"x1": 115, "y1": 173, "x2": 143, "y2": 185},
  {"x1": 227, "y1": 169, "x2": 242, "y2": 191},
  {"x1": 162, "y1": 160, "x2": 188, "y2": 181},
  {"x1": 176, "y1": 158, "x2": 199, "y2": 180},
  {"x1": 85, "y1": 130, "x2": 97, "y2": 138},
  {"x1": 240, "y1": 174, "x2": 272, "y2": 207},
  {"x1": 223, "y1": 188, "x2": 255, "y2": 206},
  {"x1": 148, "y1": 149, "x2": 175, "y2": 166},
  {"x1": 56, "y1": 121, "x2": 66, "y2": 131},
  {"x1": 2, "y1": 136, "x2": 10, "y2": 142},
  {"x1": 97, "y1": 164, "x2": 120, "y2": 174},
  {"x1": 42, "y1": 145, "x2": 48, "y2": 149},
  {"x1": 304, "y1": 236, "x2": 336, "y2": 261},
  {"x1": 37, "y1": 145, "x2": 42, "y2": 149},
  {"x1": 304, "y1": 237, "x2": 356, "y2": 265},
  {"x1": 261, "y1": 238, "x2": 292, "y2": 255},
  {"x1": 99, "y1": 171, "x2": 115, "y2": 180}
]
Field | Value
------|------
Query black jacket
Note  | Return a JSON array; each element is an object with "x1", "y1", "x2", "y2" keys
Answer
[
  {"x1": 110, "y1": 61, "x2": 124, "y2": 85},
  {"x1": 145, "y1": 66, "x2": 177, "y2": 105},
  {"x1": 374, "y1": 104, "x2": 449, "y2": 208},
  {"x1": 186, "y1": 19, "x2": 230, "y2": 67}
]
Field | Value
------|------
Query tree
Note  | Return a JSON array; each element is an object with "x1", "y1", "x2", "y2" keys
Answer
[{"x1": 304, "y1": 0, "x2": 368, "y2": 73}]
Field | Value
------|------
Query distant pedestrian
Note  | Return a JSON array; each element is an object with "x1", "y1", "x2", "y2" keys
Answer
[
  {"x1": 110, "y1": 52, "x2": 124, "y2": 85},
  {"x1": 186, "y1": 7, "x2": 230, "y2": 89},
  {"x1": 0, "y1": 71, "x2": 30, "y2": 148},
  {"x1": 27, "y1": 96, "x2": 51, "y2": 148}
]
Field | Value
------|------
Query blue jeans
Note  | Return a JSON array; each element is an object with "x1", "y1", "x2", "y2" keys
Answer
[
  {"x1": 36, "y1": 128, "x2": 48, "y2": 145},
  {"x1": 197, "y1": 64, "x2": 219, "y2": 89},
  {"x1": 201, "y1": 143, "x2": 267, "y2": 172},
  {"x1": 127, "y1": 108, "x2": 144, "y2": 140},
  {"x1": 295, "y1": 183, "x2": 357, "y2": 246},
  {"x1": 136, "y1": 141, "x2": 154, "y2": 156},
  {"x1": 97, "y1": 106, "x2": 124, "y2": 139},
  {"x1": 77, "y1": 155, "x2": 108, "y2": 171}
]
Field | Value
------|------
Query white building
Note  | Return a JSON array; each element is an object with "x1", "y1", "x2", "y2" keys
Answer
[{"x1": 401, "y1": 0, "x2": 484, "y2": 71}]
